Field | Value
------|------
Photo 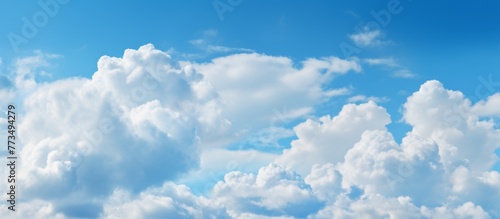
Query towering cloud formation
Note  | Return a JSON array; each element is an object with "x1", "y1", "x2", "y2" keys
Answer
[{"x1": 13, "y1": 44, "x2": 229, "y2": 217}]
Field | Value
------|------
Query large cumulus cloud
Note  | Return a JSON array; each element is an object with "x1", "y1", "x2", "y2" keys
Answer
[
  {"x1": 13, "y1": 44, "x2": 229, "y2": 217},
  {"x1": 99, "y1": 79, "x2": 500, "y2": 219},
  {"x1": 1, "y1": 44, "x2": 499, "y2": 218}
]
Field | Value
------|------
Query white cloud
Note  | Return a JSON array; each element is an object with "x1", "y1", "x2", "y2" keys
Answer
[
  {"x1": 4, "y1": 42, "x2": 500, "y2": 218},
  {"x1": 206, "y1": 45, "x2": 254, "y2": 53},
  {"x1": 363, "y1": 58, "x2": 418, "y2": 79},
  {"x1": 189, "y1": 29, "x2": 254, "y2": 54},
  {"x1": 471, "y1": 93, "x2": 500, "y2": 116},
  {"x1": 304, "y1": 163, "x2": 343, "y2": 202},
  {"x1": 420, "y1": 202, "x2": 491, "y2": 219},
  {"x1": 105, "y1": 164, "x2": 315, "y2": 218},
  {"x1": 393, "y1": 69, "x2": 417, "y2": 78},
  {"x1": 278, "y1": 80, "x2": 499, "y2": 217},
  {"x1": 0, "y1": 200, "x2": 66, "y2": 219},
  {"x1": 312, "y1": 195, "x2": 491, "y2": 219},
  {"x1": 178, "y1": 149, "x2": 279, "y2": 195},
  {"x1": 101, "y1": 183, "x2": 230, "y2": 219},
  {"x1": 324, "y1": 87, "x2": 352, "y2": 97},
  {"x1": 399, "y1": 80, "x2": 500, "y2": 214},
  {"x1": 447, "y1": 166, "x2": 500, "y2": 216},
  {"x1": 211, "y1": 163, "x2": 321, "y2": 218},
  {"x1": 13, "y1": 50, "x2": 61, "y2": 90},
  {"x1": 347, "y1": 94, "x2": 389, "y2": 103},
  {"x1": 16, "y1": 44, "x2": 230, "y2": 217},
  {"x1": 478, "y1": 171, "x2": 500, "y2": 188},
  {"x1": 276, "y1": 101, "x2": 391, "y2": 175},
  {"x1": 403, "y1": 80, "x2": 500, "y2": 172},
  {"x1": 191, "y1": 53, "x2": 361, "y2": 141},
  {"x1": 339, "y1": 130, "x2": 447, "y2": 205},
  {"x1": 96, "y1": 79, "x2": 500, "y2": 218},
  {"x1": 363, "y1": 58, "x2": 398, "y2": 67},
  {"x1": 0, "y1": 44, "x2": 362, "y2": 218},
  {"x1": 311, "y1": 194, "x2": 422, "y2": 219},
  {"x1": 349, "y1": 29, "x2": 383, "y2": 47}
]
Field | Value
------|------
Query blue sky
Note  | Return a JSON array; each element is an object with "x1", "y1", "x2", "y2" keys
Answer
[{"x1": 1, "y1": 1, "x2": 500, "y2": 218}]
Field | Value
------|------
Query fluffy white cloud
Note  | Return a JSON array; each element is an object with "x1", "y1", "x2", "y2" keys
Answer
[
  {"x1": 420, "y1": 202, "x2": 491, "y2": 219},
  {"x1": 276, "y1": 101, "x2": 390, "y2": 174},
  {"x1": 3, "y1": 43, "x2": 500, "y2": 218},
  {"x1": 275, "y1": 80, "x2": 499, "y2": 218},
  {"x1": 105, "y1": 163, "x2": 320, "y2": 219},
  {"x1": 211, "y1": 163, "x2": 321, "y2": 218},
  {"x1": 304, "y1": 163, "x2": 342, "y2": 202},
  {"x1": 447, "y1": 166, "x2": 500, "y2": 216},
  {"x1": 178, "y1": 149, "x2": 279, "y2": 195},
  {"x1": 191, "y1": 53, "x2": 361, "y2": 138},
  {"x1": 93, "y1": 78, "x2": 497, "y2": 218},
  {"x1": 339, "y1": 130, "x2": 447, "y2": 206},
  {"x1": 471, "y1": 93, "x2": 500, "y2": 116},
  {"x1": 312, "y1": 194, "x2": 491, "y2": 219},
  {"x1": 403, "y1": 80, "x2": 500, "y2": 171},
  {"x1": 312, "y1": 195, "x2": 422, "y2": 219},
  {"x1": 16, "y1": 44, "x2": 229, "y2": 217},
  {"x1": 101, "y1": 183, "x2": 230, "y2": 219}
]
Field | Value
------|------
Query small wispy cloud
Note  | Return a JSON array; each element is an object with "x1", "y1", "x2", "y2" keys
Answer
[
  {"x1": 363, "y1": 57, "x2": 418, "y2": 79},
  {"x1": 189, "y1": 29, "x2": 254, "y2": 54},
  {"x1": 201, "y1": 29, "x2": 218, "y2": 38},
  {"x1": 363, "y1": 58, "x2": 398, "y2": 67},
  {"x1": 14, "y1": 50, "x2": 61, "y2": 75},
  {"x1": 206, "y1": 45, "x2": 254, "y2": 53},
  {"x1": 348, "y1": 94, "x2": 389, "y2": 103},
  {"x1": 349, "y1": 28, "x2": 384, "y2": 47},
  {"x1": 13, "y1": 50, "x2": 61, "y2": 89},
  {"x1": 393, "y1": 69, "x2": 417, "y2": 78},
  {"x1": 324, "y1": 87, "x2": 352, "y2": 97}
]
